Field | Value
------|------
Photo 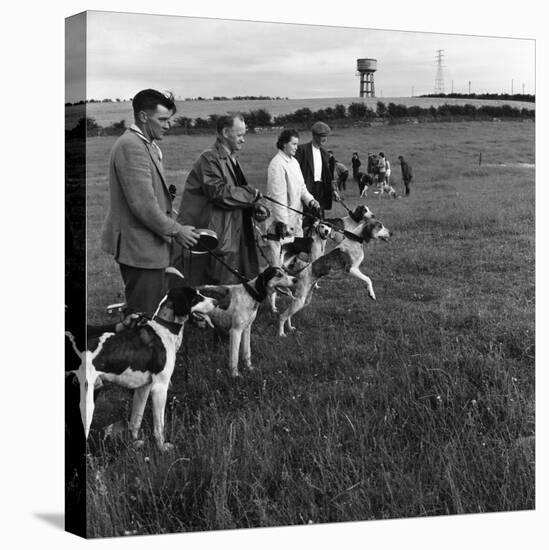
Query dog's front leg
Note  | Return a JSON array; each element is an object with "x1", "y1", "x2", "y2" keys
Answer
[
  {"x1": 349, "y1": 267, "x2": 376, "y2": 300},
  {"x1": 240, "y1": 325, "x2": 253, "y2": 371},
  {"x1": 268, "y1": 289, "x2": 278, "y2": 313},
  {"x1": 150, "y1": 382, "x2": 172, "y2": 452},
  {"x1": 229, "y1": 328, "x2": 243, "y2": 377},
  {"x1": 129, "y1": 384, "x2": 152, "y2": 447},
  {"x1": 278, "y1": 297, "x2": 305, "y2": 337}
]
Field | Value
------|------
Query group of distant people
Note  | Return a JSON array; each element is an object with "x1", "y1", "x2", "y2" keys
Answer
[
  {"x1": 351, "y1": 151, "x2": 413, "y2": 197},
  {"x1": 99, "y1": 88, "x2": 414, "y2": 317}
]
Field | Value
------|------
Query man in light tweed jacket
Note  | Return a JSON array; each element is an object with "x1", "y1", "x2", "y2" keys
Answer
[{"x1": 101, "y1": 89, "x2": 199, "y2": 315}]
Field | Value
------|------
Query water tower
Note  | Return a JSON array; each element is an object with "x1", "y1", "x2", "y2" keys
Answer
[{"x1": 356, "y1": 58, "x2": 377, "y2": 97}]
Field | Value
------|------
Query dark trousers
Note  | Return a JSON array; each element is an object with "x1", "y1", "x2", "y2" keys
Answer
[
  {"x1": 119, "y1": 263, "x2": 166, "y2": 316},
  {"x1": 403, "y1": 179, "x2": 412, "y2": 196},
  {"x1": 338, "y1": 172, "x2": 348, "y2": 191}
]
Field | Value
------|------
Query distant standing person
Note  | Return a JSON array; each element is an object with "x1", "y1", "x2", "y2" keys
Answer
[
  {"x1": 377, "y1": 151, "x2": 388, "y2": 185},
  {"x1": 101, "y1": 89, "x2": 199, "y2": 316},
  {"x1": 266, "y1": 129, "x2": 320, "y2": 239},
  {"x1": 381, "y1": 152, "x2": 391, "y2": 185},
  {"x1": 351, "y1": 152, "x2": 361, "y2": 183},
  {"x1": 174, "y1": 113, "x2": 262, "y2": 285},
  {"x1": 398, "y1": 155, "x2": 413, "y2": 196},
  {"x1": 366, "y1": 152, "x2": 376, "y2": 179},
  {"x1": 295, "y1": 121, "x2": 340, "y2": 222},
  {"x1": 333, "y1": 160, "x2": 349, "y2": 193}
]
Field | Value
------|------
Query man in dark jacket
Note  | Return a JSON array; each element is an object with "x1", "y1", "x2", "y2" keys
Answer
[
  {"x1": 398, "y1": 155, "x2": 413, "y2": 196},
  {"x1": 174, "y1": 114, "x2": 262, "y2": 285},
  {"x1": 351, "y1": 152, "x2": 361, "y2": 182},
  {"x1": 294, "y1": 121, "x2": 340, "y2": 222}
]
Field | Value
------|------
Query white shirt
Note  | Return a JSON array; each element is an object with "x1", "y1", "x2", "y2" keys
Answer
[
  {"x1": 312, "y1": 144, "x2": 322, "y2": 182},
  {"x1": 266, "y1": 150, "x2": 314, "y2": 237}
]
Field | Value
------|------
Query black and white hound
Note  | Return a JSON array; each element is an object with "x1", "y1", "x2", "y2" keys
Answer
[
  {"x1": 262, "y1": 220, "x2": 295, "y2": 268},
  {"x1": 324, "y1": 204, "x2": 375, "y2": 245},
  {"x1": 279, "y1": 219, "x2": 332, "y2": 267},
  {"x1": 65, "y1": 285, "x2": 217, "y2": 451},
  {"x1": 196, "y1": 266, "x2": 297, "y2": 377},
  {"x1": 278, "y1": 217, "x2": 391, "y2": 336},
  {"x1": 264, "y1": 219, "x2": 332, "y2": 313}
]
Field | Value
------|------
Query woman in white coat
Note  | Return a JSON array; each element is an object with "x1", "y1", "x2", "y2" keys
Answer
[{"x1": 266, "y1": 129, "x2": 320, "y2": 238}]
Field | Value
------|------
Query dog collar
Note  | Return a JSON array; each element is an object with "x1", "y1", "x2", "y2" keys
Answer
[
  {"x1": 343, "y1": 230, "x2": 364, "y2": 243},
  {"x1": 243, "y1": 281, "x2": 265, "y2": 302},
  {"x1": 263, "y1": 233, "x2": 281, "y2": 241},
  {"x1": 152, "y1": 315, "x2": 184, "y2": 335}
]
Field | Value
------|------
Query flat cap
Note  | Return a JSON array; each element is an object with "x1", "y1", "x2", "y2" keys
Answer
[{"x1": 311, "y1": 121, "x2": 331, "y2": 135}]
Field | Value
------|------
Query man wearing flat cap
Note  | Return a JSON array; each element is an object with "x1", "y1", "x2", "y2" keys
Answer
[{"x1": 295, "y1": 121, "x2": 340, "y2": 223}]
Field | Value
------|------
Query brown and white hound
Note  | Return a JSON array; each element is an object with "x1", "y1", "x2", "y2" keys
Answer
[
  {"x1": 264, "y1": 219, "x2": 332, "y2": 313},
  {"x1": 278, "y1": 217, "x2": 391, "y2": 336},
  {"x1": 324, "y1": 204, "x2": 375, "y2": 245},
  {"x1": 198, "y1": 266, "x2": 297, "y2": 377}
]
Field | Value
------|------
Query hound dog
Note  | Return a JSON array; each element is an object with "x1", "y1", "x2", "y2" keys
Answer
[
  {"x1": 278, "y1": 218, "x2": 391, "y2": 337},
  {"x1": 65, "y1": 285, "x2": 217, "y2": 451},
  {"x1": 198, "y1": 266, "x2": 297, "y2": 377},
  {"x1": 264, "y1": 219, "x2": 332, "y2": 313},
  {"x1": 280, "y1": 219, "x2": 332, "y2": 267},
  {"x1": 324, "y1": 204, "x2": 375, "y2": 245},
  {"x1": 377, "y1": 181, "x2": 398, "y2": 199},
  {"x1": 262, "y1": 220, "x2": 295, "y2": 267}
]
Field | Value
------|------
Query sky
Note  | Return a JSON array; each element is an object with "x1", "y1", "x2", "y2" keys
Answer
[{"x1": 65, "y1": 10, "x2": 536, "y2": 103}]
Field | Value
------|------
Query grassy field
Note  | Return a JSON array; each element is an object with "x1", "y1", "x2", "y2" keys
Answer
[{"x1": 78, "y1": 120, "x2": 535, "y2": 537}]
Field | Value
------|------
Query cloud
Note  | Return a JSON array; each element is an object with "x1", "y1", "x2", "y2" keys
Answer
[{"x1": 68, "y1": 10, "x2": 535, "y2": 102}]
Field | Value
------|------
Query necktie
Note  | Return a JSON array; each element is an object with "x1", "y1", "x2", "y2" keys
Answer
[{"x1": 230, "y1": 157, "x2": 247, "y2": 187}]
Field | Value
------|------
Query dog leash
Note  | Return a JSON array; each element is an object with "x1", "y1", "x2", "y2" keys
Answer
[
  {"x1": 261, "y1": 194, "x2": 364, "y2": 243},
  {"x1": 337, "y1": 197, "x2": 356, "y2": 217},
  {"x1": 196, "y1": 242, "x2": 265, "y2": 302},
  {"x1": 262, "y1": 195, "x2": 320, "y2": 221},
  {"x1": 252, "y1": 222, "x2": 277, "y2": 268}
]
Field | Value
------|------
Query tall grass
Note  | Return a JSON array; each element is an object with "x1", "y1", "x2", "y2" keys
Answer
[{"x1": 79, "y1": 121, "x2": 534, "y2": 537}]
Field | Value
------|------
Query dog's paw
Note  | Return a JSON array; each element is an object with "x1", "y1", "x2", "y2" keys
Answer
[
  {"x1": 132, "y1": 439, "x2": 145, "y2": 450},
  {"x1": 158, "y1": 442, "x2": 174, "y2": 452},
  {"x1": 369, "y1": 292, "x2": 377, "y2": 301},
  {"x1": 245, "y1": 364, "x2": 255, "y2": 372}
]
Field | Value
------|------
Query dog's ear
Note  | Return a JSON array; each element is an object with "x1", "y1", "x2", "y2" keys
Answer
[
  {"x1": 361, "y1": 220, "x2": 381, "y2": 242},
  {"x1": 257, "y1": 266, "x2": 279, "y2": 293},
  {"x1": 199, "y1": 286, "x2": 231, "y2": 310},
  {"x1": 350, "y1": 206, "x2": 365, "y2": 223},
  {"x1": 255, "y1": 268, "x2": 269, "y2": 296},
  {"x1": 168, "y1": 287, "x2": 199, "y2": 317}
]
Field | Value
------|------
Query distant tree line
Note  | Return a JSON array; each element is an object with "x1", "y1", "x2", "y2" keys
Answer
[
  {"x1": 271, "y1": 101, "x2": 535, "y2": 125},
  {"x1": 420, "y1": 92, "x2": 535, "y2": 103},
  {"x1": 65, "y1": 98, "x2": 126, "y2": 106},
  {"x1": 65, "y1": 95, "x2": 288, "y2": 106},
  {"x1": 66, "y1": 100, "x2": 535, "y2": 139}
]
